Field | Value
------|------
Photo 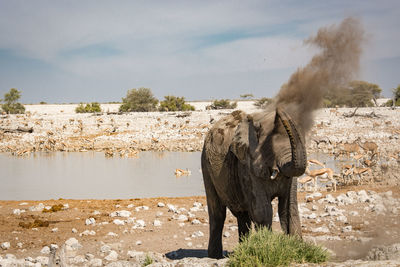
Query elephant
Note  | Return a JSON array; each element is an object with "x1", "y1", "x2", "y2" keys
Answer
[{"x1": 201, "y1": 106, "x2": 307, "y2": 259}]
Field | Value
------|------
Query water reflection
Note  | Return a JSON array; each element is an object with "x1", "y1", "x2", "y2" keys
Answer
[{"x1": 0, "y1": 152, "x2": 204, "y2": 200}]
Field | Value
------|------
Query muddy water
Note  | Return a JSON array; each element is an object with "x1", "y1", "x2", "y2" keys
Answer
[
  {"x1": 0, "y1": 152, "x2": 204, "y2": 200},
  {"x1": 0, "y1": 151, "x2": 353, "y2": 200}
]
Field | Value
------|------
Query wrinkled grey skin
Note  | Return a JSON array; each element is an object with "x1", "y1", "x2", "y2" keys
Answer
[{"x1": 201, "y1": 107, "x2": 307, "y2": 259}]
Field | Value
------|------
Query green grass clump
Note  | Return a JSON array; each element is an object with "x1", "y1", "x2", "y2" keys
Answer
[
  {"x1": 142, "y1": 254, "x2": 154, "y2": 266},
  {"x1": 228, "y1": 227, "x2": 329, "y2": 267}
]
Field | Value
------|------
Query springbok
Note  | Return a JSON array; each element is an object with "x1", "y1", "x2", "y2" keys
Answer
[{"x1": 299, "y1": 160, "x2": 337, "y2": 192}]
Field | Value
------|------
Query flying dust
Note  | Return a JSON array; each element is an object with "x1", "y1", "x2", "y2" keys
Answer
[{"x1": 275, "y1": 17, "x2": 365, "y2": 132}]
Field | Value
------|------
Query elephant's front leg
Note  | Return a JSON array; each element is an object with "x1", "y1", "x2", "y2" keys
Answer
[
  {"x1": 278, "y1": 177, "x2": 302, "y2": 237},
  {"x1": 237, "y1": 211, "x2": 252, "y2": 241}
]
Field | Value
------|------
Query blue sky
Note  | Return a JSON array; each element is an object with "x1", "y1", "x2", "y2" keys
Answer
[{"x1": 0, "y1": 0, "x2": 399, "y2": 103}]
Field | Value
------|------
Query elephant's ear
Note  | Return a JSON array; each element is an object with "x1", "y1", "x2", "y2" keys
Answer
[
  {"x1": 231, "y1": 110, "x2": 277, "y2": 177},
  {"x1": 230, "y1": 110, "x2": 276, "y2": 164}
]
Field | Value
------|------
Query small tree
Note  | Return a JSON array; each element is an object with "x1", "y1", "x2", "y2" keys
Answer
[
  {"x1": 1, "y1": 88, "x2": 25, "y2": 114},
  {"x1": 240, "y1": 93, "x2": 254, "y2": 99},
  {"x1": 254, "y1": 97, "x2": 272, "y2": 109},
  {"x1": 119, "y1": 88, "x2": 158, "y2": 112},
  {"x1": 206, "y1": 99, "x2": 237, "y2": 110},
  {"x1": 75, "y1": 102, "x2": 102, "y2": 113},
  {"x1": 386, "y1": 85, "x2": 400, "y2": 107},
  {"x1": 159, "y1": 95, "x2": 195, "y2": 111}
]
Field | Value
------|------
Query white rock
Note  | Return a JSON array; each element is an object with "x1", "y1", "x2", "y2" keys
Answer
[
  {"x1": 1, "y1": 242, "x2": 10, "y2": 250},
  {"x1": 63, "y1": 203, "x2": 69, "y2": 210},
  {"x1": 51, "y1": 228, "x2": 58, "y2": 232},
  {"x1": 229, "y1": 226, "x2": 238, "y2": 231},
  {"x1": 372, "y1": 204, "x2": 386, "y2": 214},
  {"x1": 89, "y1": 258, "x2": 102, "y2": 266},
  {"x1": 40, "y1": 246, "x2": 50, "y2": 254},
  {"x1": 336, "y1": 215, "x2": 348, "y2": 223},
  {"x1": 50, "y1": 244, "x2": 58, "y2": 250},
  {"x1": 305, "y1": 192, "x2": 322, "y2": 202},
  {"x1": 167, "y1": 204, "x2": 178, "y2": 213},
  {"x1": 110, "y1": 210, "x2": 131, "y2": 218},
  {"x1": 105, "y1": 250, "x2": 118, "y2": 261},
  {"x1": 36, "y1": 256, "x2": 49, "y2": 265},
  {"x1": 132, "y1": 219, "x2": 146, "y2": 229},
  {"x1": 307, "y1": 213, "x2": 317, "y2": 219},
  {"x1": 136, "y1": 240, "x2": 142, "y2": 245},
  {"x1": 80, "y1": 230, "x2": 96, "y2": 236},
  {"x1": 187, "y1": 242, "x2": 193, "y2": 247},
  {"x1": 85, "y1": 217, "x2": 96, "y2": 225},
  {"x1": 29, "y1": 203, "x2": 45, "y2": 212},
  {"x1": 191, "y1": 231, "x2": 204, "y2": 238},
  {"x1": 349, "y1": 211, "x2": 359, "y2": 216},
  {"x1": 70, "y1": 255, "x2": 86, "y2": 264},
  {"x1": 153, "y1": 219, "x2": 162, "y2": 227},
  {"x1": 127, "y1": 250, "x2": 146, "y2": 261},
  {"x1": 72, "y1": 228, "x2": 78, "y2": 233},
  {"x1": 178, "y1": 223, "x2": 185, "y2": 227},
  {"x1": 325, "y1": 194, "x2": 337, "y2": 204},
  {"x1": 100, "y1": 244, "x2": 111, "y2": 253},
  {"x1": 342, "y1": 226, "x2": 352, "y2": 232},
  {"x1": 127, "y1": 204, "x2": 135, "y2": 208},
  {"x1": 312, "y1": 205, "x2": 318, "y2": 211},
  {"x1": 107, "y1": 232, "x2": 118, "y2": 237},
  {"x1": 346, "y1": 191, "x2": 357, "y2": 199},
  {"x1": 65, "y1": 237, "x2": 82, "y2": 250},
  {"x1": 193, "y1": 202, "x2": 203, "y2": 208},
  {"x1": 191, "y1": 219, "x2": 201, "y2": 225},
  {"x1": 92, "y1": 210, "x2": 101, "y2": 215},
  {"x1": 19, "y1": 202, "x2": 28, "y2": 206},
  {"x1": 357, "y1": 190, "x2": 370, "y2": 202},
  {"x1": 16, "y1": 242, "x2": 23, "y2": 248},
  {"x1": 13, "y1": 209, "x2": 22, "y2": 215},
  {"x1": 157, "y1": 202, "x2": 165, "y2": 207},
  {"x1": 113, "y1": 219, "x2": 125, "y2": 225},
  {"x1": 311, "y1": 226, "x2": 330, "y2": 233},
  {"x1": 223, "y1": 231, "x2": 231, "y2": 238},
  {"x1": 135, "y1": 206, "x2": 149, "y2": 212},
  {"x1": 176, "y1": 214, "x2": 188, "y2": 221}
]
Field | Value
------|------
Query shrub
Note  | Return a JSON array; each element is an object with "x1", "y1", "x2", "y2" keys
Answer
[
  {"x1": 254, "y1": 97, "x2": 272, "y2": 109},
  {"x1": 385, "y1": 99, "x2": 400, "y2": 107},
  {"x1": 159, "y1": 95, "x2": 195, "y2": 111},
  {"x1": 228, "y1": 227, "x2": 329, "y2": 267},
  {"x1": 207, "y1": 99, "x2": 237, "y2": 110},
  {"x1": 119, "y1": 88, "x2": 158, "y2": 112},
  {"x1": 1, "y1": 88, "x2": 25, "y2": 114},
  {"x1": 142, "y1": 254, "x2": 154, "y2": 266},
  {"x1": 75, "y1": 102, "x2": 102, "y2": 113},
  {"x1": 39, "y1": 101, "x2": 47, "y2": 104}
]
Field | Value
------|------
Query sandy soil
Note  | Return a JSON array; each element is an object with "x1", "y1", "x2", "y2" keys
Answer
[{"x1": 1, "y1": 104, "x2": 400, "y2": 266}]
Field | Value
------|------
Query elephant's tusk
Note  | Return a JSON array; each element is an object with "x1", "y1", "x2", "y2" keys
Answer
[{"x1": 270, "y1": 169, "x2": 279, "y2": 179}]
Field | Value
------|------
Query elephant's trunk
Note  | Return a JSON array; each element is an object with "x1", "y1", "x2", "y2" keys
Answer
[{"x1": 276, "y1": 108, "x2": 307, "y2": 177}]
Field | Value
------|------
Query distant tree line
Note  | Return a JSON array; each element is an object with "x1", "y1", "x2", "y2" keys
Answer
[{"x1": 1, "y1": 80, "x2": 399, "y2": 115}]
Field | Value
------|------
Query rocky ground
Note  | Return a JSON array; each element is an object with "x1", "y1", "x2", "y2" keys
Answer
[{"x1": 1, "y1": 103, "x2": 400, "y2": 266}]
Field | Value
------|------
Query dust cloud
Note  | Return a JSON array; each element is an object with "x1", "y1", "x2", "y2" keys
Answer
[{"x1": 276, "y1": 17, "x2": 365, "y2": 132}]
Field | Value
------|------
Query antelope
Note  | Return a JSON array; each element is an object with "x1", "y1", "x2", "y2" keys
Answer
[
  {"x1": 174, "y1": 168, "x2": 191, "y2": 177},
  {"x1": 300, "y1": 160, "x2": 336, "y2": 192}
]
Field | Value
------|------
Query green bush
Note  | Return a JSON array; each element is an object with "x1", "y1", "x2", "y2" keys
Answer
[
  {"x1": 159, "y1": 95, "x2": 195, "y2": 111},
  {"x1": 119, "y1": 88, "x2": 158, "y2": 112},
  {"x1": 228, "y1": 227, "x2": 329, "y2": 267},
  {"x1": 207, "y1": 99, "x2": 237, "y2": 110},
  {"x1": 75, "y1": 102, "x2": 102, "y2": 113},
  {"x1": 385, "y1": 99, "x2": 400, "y2": 107},
  {"x1": 254, "y1": 97, "x2": 272, "y2": 109},
  {"x1": 1, "y1": 88, "x2": 25, "y2": 114},
  {"x1": 142, "y1": 254, "x2": 154, "y2": 266}
]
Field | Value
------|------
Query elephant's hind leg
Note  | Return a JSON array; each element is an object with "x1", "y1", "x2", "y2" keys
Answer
[{"x1": 203, "y1": 169, "x2": 226, "y2": 259}]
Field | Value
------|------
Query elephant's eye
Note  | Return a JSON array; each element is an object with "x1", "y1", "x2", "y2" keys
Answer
[{"x1": 270, "y1": 168, "x2": 279, "y2": 180}]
